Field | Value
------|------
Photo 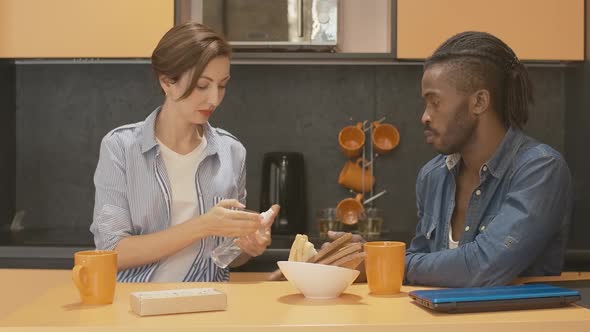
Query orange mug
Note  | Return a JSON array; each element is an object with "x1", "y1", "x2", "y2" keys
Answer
[
  {"x1": 72, "y1": 250, "x2": 117, "y2": 304},
  {"x1": 338, "y1": 123, "x2": 365, "y2": 158},
  {"x1": 338, "y1": 158, "x2": 375, "y2": 193},
  {"x1": 372, "y1": 122, "x2": 400, "y2": 155},
  {"x1": 335, "y1": 193, "x2": 364, "y2": 225},
  {"x1": 363, "y1": 241, "x2": 405, "y2": 295}
]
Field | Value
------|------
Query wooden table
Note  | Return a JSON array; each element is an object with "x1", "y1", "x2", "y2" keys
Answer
[{"x1": 1, "y1": 269, "x2": 589, "y2": 331}]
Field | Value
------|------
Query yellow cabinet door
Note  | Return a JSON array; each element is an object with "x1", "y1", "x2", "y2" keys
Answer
[
  {"x1": 397, "y1": 0, "x2": 584, "y2": 60},
  {"x1": 0, "y1": 0, "x2": 174, "y2": 58}
]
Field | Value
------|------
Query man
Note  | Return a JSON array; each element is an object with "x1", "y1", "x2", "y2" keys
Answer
[{"x1": 329, "y1": 31, "x2": 572, "y2": 287}]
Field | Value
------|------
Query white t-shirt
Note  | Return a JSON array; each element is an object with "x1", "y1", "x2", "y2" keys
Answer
[
  {"x1": 150, "y1": 134, "x2": 208, "y2": 282},
  {"x1": 449, "y1": 224, "x2": 459, "y2": 249}
]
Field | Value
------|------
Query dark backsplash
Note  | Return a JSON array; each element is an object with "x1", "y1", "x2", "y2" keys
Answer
[
  {"x1": 0, "y1": 61, "x2": 16, "y2": 229},
  {"x1": 5, "y1": 62, "x2": 589, "y2": 250}
]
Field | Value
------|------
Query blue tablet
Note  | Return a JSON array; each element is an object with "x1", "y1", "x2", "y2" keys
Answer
[{"x1": 409, "y1": 284, "x2": 581, "y2": 313}]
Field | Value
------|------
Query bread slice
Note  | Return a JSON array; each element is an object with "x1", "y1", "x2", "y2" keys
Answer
[
  {"x1": 330, "y1": 251, "x2": 367, "y2": 270},
  {"x1": 316, "y1": 242, "x2": 363, "y2": 266},
  {"x1": 301, "y1": 241, "x2": 317, "y2": 262},
  {"x1": 307, "y1": 232, "x2": 353, "y2": 263},
  {"x1": 288, "y1": 234, "x2": 306, "y2": 261},
  {"x1": 267, "y1": 232, "x2": 358, "y2": 282},
  {"x1": 288, "y1": 234, "x2": 317, "y2": 262}
]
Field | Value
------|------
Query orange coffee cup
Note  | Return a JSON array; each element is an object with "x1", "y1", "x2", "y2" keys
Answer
[
  {"x1": 363, "y1": 241, "x2": 405, "y2": 295},
  {"x1": 72, "y1": 250, "x2": 117, "y2": 304},
  {"x1": 372, "y1": 122, "x2": 400, "y2": 155},
  {"x1": 338, "y1": 158, "x2": 375, "y2": 193},
  {"x1": 338, "y1": 123, "x2": 365, "y2": 158},
  {"x1": 335, "y1": 193, "x2": 364, "y2": 225}
]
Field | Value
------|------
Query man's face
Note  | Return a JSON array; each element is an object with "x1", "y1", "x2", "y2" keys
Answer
[{"x1": 420, "y1": 64, "x2": 477, "y2": 155}]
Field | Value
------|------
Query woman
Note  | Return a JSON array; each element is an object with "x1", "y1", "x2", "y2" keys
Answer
[{"x1": 90, "y1": 22, "x2": 278, "y2": 282}]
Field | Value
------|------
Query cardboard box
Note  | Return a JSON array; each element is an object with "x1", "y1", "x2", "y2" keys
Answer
[{"x1": 130, "y1": 288, "x2": 227, "y2": 316}]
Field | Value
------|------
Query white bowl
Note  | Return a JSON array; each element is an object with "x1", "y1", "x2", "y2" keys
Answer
[{"x1": 277, "y1": 261, "x2": 360, "y2": 299}]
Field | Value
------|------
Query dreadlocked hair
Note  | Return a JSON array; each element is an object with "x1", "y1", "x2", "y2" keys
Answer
[{"x1": 424, "y1": 31, "x2": 534, "y2": 129}]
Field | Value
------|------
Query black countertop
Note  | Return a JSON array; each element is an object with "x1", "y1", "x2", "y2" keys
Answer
[
  {"x1": 1, "y1": 229, "x2": 589, "y2": 272},
  {"x1": 0, "y1": 229, "x2": 412, "y2": 271}
]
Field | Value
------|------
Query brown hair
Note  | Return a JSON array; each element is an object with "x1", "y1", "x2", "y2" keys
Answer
[
  {"x1": 151, "y1": 22, "x2": 232, "y2": 100},
  {"x1": 425, "y1": 31, "x2": 533, "y2": 129}
]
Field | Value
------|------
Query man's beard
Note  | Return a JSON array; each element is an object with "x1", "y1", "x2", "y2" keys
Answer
[{"x1": 435, "y1": 100, "x2": 476, "y2": 155}]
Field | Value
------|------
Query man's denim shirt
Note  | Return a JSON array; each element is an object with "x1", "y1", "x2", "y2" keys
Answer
[{"x1": 405, "y1": 127, "x2": 573, "y2": 287}]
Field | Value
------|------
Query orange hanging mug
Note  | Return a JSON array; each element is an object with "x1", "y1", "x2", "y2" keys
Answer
[
  {"x1": 338, "y1": 158, "x2": 375, "y2": 193},
  {"x1": 372, "y1": 122, "x2": 400, "y2": 155},
  {"x1": 335, "y1": 193, "x2": 364, "y2": 225},
  {"x1": 338, "y1": 123, "x2": 365, "y2": 158},
  {"x1": 72, "y1": 250, "x2": 117, "y2": 304}
]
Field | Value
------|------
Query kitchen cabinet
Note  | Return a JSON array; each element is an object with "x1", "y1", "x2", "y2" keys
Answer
[
  {"x1": 397, "y1": 0, "x2": 584, "y2": 61},
  {"x1": 177, "y1": 0, "x2": 395, "y2": 64},
  {"x1": 3, "y1": 0, "x2": 581, "y2": 63},
  {"x1": 338, "y1": 0, "x2": 392, "y2": 53},
  {"x1": 0, "y1": 0, "x2": 174, "y2": 58}
]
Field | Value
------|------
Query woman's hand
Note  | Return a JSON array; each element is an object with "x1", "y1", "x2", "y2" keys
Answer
[
  {"x1": 235, "y1": 205, "x2": 280, "y2": 257},
  {"x1": 200, "y1": 199, "x2": 261, "y2": 237}
]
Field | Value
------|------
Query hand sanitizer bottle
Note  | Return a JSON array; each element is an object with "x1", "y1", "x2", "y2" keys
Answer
[{"x1": 211, "y1": 209, "x2": 273, "y2": 268}]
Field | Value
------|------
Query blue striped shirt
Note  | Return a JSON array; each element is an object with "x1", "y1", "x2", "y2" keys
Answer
[{"x1": 90, "y1": 107, "x2": 246, "y2": 282}]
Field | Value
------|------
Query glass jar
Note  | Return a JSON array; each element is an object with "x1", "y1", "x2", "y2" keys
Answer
[
  {"x1": 317, "y1": 208, "x2": 342, "y2": 240},
  {"x1": 357, "y1": 207, "x2": 383, "y2": 240}
]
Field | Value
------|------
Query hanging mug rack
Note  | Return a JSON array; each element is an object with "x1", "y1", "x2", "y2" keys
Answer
[{"x1": 335, "y1": 116, "x2": 400, "y2": 225}]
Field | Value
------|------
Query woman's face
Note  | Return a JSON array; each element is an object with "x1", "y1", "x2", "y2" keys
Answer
[{"x1": 163, "y1": 56, "x2": 231, "y2": 125}]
